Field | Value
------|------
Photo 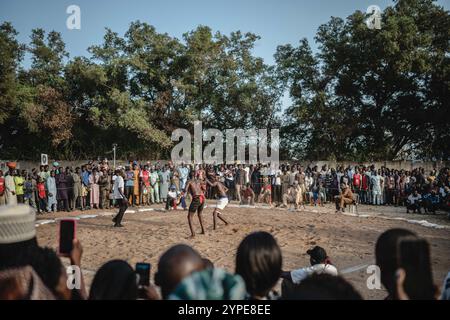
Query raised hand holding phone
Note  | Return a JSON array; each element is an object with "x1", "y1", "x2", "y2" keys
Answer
[{"x1": 58, "y1": 219, "x2": 76, "y2": 257}]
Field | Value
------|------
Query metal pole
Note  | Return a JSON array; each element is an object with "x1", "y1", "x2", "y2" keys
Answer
[{"x1": 113, "y1": 144, "x2": 116, "y2": 169}]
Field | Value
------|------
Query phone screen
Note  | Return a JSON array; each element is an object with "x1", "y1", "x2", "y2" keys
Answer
[
  {"x1": 135, "y1": 263, "x2": 151, "y2": 286},
  {"x1": 59, "y1": 220, "x2": 75, "y2": 255}
]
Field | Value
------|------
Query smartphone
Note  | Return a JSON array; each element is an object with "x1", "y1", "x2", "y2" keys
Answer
[
  {"x1": 136, "y1": 262, "x2": 151, "y2": 299},
  {"x1": 58, "y1": 219, "x2": 76, "y2": 256},
  {"x1": 135, "y1": 262, "x2": 151, "y2": 287}
]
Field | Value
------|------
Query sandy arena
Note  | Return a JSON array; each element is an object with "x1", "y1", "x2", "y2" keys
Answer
[{"x1": 35, "y1": 203, "x2": 450, "y2": 300}]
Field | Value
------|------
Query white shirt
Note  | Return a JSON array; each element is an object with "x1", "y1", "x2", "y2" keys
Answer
[
  {"x1": 244, "y1": 167, "x2": 250, "y2": 184},
  {"x1": 305, "y1": 176, "x2": 313, "y2": 189},
  {"x1": 168, "y1": 190, "x2": 179, "y2": 198},
  {"x1": 113, "y1": 176, "x2": 125, "y2": 199},
  {"x1": 290, "y1": 264, "x2": 338, "y2": 284},
  {"x1": 275, "y1": 169, "x2": 282, "y2": 185},
  {"x1": 408, "y1": 193, "x2": 422, "y2": 204}
]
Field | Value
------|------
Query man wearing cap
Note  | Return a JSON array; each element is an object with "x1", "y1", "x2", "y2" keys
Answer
[
  {"x1": 0, "y1": 205, "x2": 39, "y2": 270},
  {"x1": 334, "y1": 182, "x2": 354, "y2": 213},
  {"x1": 281, "y1": 246, "x2": 338, "y2": 286}
]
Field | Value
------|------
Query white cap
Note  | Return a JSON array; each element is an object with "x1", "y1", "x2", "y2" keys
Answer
[{"x1": 0, "y1": 205, "x2": 36, "y2": 244}]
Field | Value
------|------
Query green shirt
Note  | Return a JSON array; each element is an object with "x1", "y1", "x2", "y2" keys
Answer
[{"x1": 14, "y1": 176, "x2": 25, "y2": 195}]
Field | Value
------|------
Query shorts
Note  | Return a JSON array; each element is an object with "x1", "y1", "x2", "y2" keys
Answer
[
  {"x1": 189, "y1": 195, "x2": 205, "y2": 213},
  {"x1": 216, "y1": 197, "x2": 228, "y2": 210}
]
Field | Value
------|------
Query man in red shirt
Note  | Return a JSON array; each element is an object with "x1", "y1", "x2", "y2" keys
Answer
[
  {"x1": 352, "y1": 168, "x2": 362, "y2": 202},
  {"x1": 0, "y1": 170, "x2": 5, "y2": 206},
  {"x1": 36, "y1": 176, "x2": 48, "y2": 213}
]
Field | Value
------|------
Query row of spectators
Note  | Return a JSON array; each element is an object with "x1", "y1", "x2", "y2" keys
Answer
[
  {"x1": 1, "y1": 161, "x2": 449, "y2": 216},
  {"x1": 0, "y1": 205, "x2": 448, "y2": 300}
]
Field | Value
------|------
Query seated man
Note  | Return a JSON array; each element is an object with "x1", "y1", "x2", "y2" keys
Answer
[
  {"x1": 422, "y1": 190, "x2": 439, "y2": 214},
  {"x1": 406, "y1": 190, "x2": 422, "y2": 214},
  {"x1": 334, "y1": 183, "x2": 354, "y2": 213},
  {"x1": 240, "y1": 183, "x2": 255, "y2": 205}
]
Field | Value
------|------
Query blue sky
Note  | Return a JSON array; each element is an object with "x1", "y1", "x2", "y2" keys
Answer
[
  {"x1": 1, "y1": 0, "x2": 448, "y2": 110},
  {"x1": 2, "y1": 0, "x2": 448, "y2": 68}
]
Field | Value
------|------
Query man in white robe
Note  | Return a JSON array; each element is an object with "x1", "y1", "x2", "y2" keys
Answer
[{"x1": 5, "y1": 171, "x2": 17, "y2": 205}]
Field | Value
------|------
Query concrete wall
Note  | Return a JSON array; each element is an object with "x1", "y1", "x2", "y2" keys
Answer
[{"x1": 1, "y1": 159, "x2": 448, "y2": 172}]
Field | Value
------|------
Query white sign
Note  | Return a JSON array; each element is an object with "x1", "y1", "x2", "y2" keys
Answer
[
  {"x1": 66, "y1": 5, "x2": 81, "y2": 30},
  {"x1": 366, "y1": 5, "x2": 382, "y2": 30},
  {"x1": 41, "y1": 154, "x2": 48, "y2": 166}
]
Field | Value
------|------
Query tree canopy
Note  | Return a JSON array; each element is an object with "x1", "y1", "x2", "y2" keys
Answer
[
  {"x1": 0, "y1": 0, "x2": 448, "y2": 161},
  {"x1": 276, "y1": 0, "x2": 449, "y2": 161}
]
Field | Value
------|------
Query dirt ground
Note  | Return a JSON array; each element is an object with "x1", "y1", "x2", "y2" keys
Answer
[{"x1": 35, "y1": 202, "x2": 450, "y2": 300}]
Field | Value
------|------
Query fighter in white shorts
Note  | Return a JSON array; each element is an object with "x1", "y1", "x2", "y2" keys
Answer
[{"x1": 205, "y1": 175, "x2": 230, "y2": 230}]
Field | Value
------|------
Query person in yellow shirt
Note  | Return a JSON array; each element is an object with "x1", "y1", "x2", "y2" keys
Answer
[{"x1": 14, "y1": 170, "x2": 25, "y2": 204}]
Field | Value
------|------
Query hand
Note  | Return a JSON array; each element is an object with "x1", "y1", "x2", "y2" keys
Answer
[
  {"x1": 69, "y1": 238, "x2": 83, "y2": 267},
  {"x1": 12, "y1": 191, "x2": 16, "y2": 195},
  {"x1": 139, "y1": 284, "x2": 161, "y2": 300}
]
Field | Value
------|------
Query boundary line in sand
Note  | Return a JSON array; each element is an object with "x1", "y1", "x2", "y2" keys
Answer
[{"x1": 35, "y1": 204, "x2": 450, "y2": 230}]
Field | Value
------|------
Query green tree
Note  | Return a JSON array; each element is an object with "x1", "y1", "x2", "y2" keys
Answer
[{"x1": 277, "y1": 0, "x2": 450, "y2": 161}]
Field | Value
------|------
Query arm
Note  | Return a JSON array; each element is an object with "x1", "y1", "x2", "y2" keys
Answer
[
  {"x1": 118, "y1": 184, "x2": 126, "y2": 200},
  {"x1": 69, "y1": 239, "x2": 87, "y2": 300},
  {"x1": 205, "y1": 178, "x2": 217, "y2": 187},
  {"x1": 289, "y1": 266, "x2": 319, "y2": 284},
  {"x1": 222, "y1": 184, "x2": 229, "y2": 193},
  {"x1": 280, "y1": 271, "x2": 293, "y2": 282}
]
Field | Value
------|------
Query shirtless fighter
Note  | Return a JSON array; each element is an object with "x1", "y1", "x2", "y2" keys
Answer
[
  {"x1": 205, "y1": 175, "x2": 229, "y2": 230},
  {"x1": 184, "y1": 175, "x2": 206, "y2": 238}
]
